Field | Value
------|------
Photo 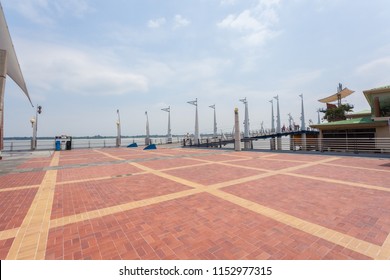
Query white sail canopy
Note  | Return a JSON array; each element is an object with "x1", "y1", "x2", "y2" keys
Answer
[
  {"x1": 0, "y1": 3, "x2": 32, "y2": 106},
  {"x1": 318, "y1": 88, "x2": 354, "y2": 104}
]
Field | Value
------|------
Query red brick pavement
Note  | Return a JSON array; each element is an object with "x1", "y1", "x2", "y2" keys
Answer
[
  {"x1": 294, "y1": 164, "x2": 390, "y2": 187},
  {"x1": 223, "y1": 175, "x2": 390, "y2": 246},
  {"x1": 56, "y1": 163, "x2": 143, "y2": 182},
  {"x1": 45, "y1": 193, "x2": 370, "y2": 260},
  {"x1": 51, "y1": 174, "x2": 191, "y2": 219},
  {"x1": 0, "y1": 188, "x2": 38, "y2": 231},
  {"x1": 0, "y1": 171, "x2": 45, "y2": 189},
  {"x1": 163, "y1": 164, "x2": 262, "y2": 186}
]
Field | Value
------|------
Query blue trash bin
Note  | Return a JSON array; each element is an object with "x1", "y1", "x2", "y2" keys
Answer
[{"x1": 55, "y1": 140, "x2": 61, "y2": 151}]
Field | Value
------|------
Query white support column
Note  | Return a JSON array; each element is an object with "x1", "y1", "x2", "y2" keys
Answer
[
  {"x1": 209, "y1": 104, "x2": 217, "y2": 138},
  {"x1": 161, "y1": 106, "x2": 172, "y2": 143},
  {"x1": 240, "y1": 98, "x2": 251, "y2": 149},
  {"x1": 234, "y1": 108, "x2": 241, "y2": 151},
  {"x1": 116, "y1": 109, "x2": 121, "y2": 147},
  {"x1": 187, "y1": 99, "x2": 199, "y2": 144},
  {"x1": 300, "y1": 94, "x2": 307, "y2": 151},
  {"x1": 0, "y1": 49, "x2": 6, "y2": 158},
  {"x1": 269, "y1": 99, "x2": 275, "y2": 133},
  {"x1": 274, "y1": 95, "x2": 282, "y2": 150},
  {"x1": 145, "y1": 111, "x2": 150, "y2": 146}
]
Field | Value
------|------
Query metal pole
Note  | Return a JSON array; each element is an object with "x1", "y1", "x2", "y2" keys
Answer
[
  {"x1": 209, "y1": 104, "x2": 217, "y2": 138},
  {"x1": 145, "y1": 111, "x2": 150, "y2": 146},
  {"x1": 187, "y1": 99, "x2": 199, "y2": 143},
  {"x1": 116, "y1": 109, "x2": 121, "y2": 147},
  {"x1": 33, "y1": 107, "x2": 38, "y2": 150},
  {"x1": 234, "y1": 108, "x2": 241, "y2": 151},
  {"x1": 195, "y1": 99, "x2": 199, "y2": 143},
  {"x1": 0, "y1": 49, "x2": 7, "y2": 158},
  {"x1": 269, "y1": 99, "x2": 275, "y2": 133},
  {"x1": 288, "y1": 113, "x2": 293, "y2": 131},
  {"x1": 317, "y1": 109, "x2": 321, "y2": 124},
  {"x1": 300, "y1": 94, "x2": 307, "y2": 151},
  {"x1": 161, "y1": 106, "x2": 172, "y2": 143},
  {"x1": 240, "y1": 98, "x2": 250, "y2": 149},
  {"x1": 274, "y1": 95, "x2": 281, "y2": 150},
  {"x1": 300, "y1": 94, "x2": 305, "y2": 131}
]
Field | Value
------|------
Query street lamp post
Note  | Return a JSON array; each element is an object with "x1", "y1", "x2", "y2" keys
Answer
[
  {"x1": 30, "y1": 105, "x2": 42, "y2": 150},
  {"x1": 187, "y1": 98, "x2": 199, "y2": 144},
  {"x1": 209, "y1": 104, "x2": 217, "y2": 138},
  {"x1": 234, "y1": 108, "x2": 241, "y2": 151},
  {"x1": 269, "y1": 99, "x2": 275, "y2": 133},
  {"x1": 145, "y1": 111, "x2": 150, "y2": 146},
  {"x1": 317, "y1": 109, "x2": 321, "y2": 124},
  {"x1": 299, "y1": 94, "x2": 307, "y2": 150},
  {"x1": 274, "y1": 95, "x2": 281, "y2": 150},
  {"x1": 30, "y1": 117, "x2": 35, "y2": 150},
  {"x1": 161, "y1": 106, "x2": 172, "y2": 143},
  {"x1": 288, "y1": 113, "x2": 293, "y2": 131},
  {"x1": 116, "y1": 109, "x2": 121, "y2": 147},
  {"x1": 239, "y1": 98, "x2": 250, "y2": 149}
]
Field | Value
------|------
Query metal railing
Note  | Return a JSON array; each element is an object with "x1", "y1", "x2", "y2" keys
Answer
[
  {"x1": 300, "y1": 137, "x2": 390, "y2": 154},
  {"x1": 3, "y1": 137, "x2": 184, "y2": 152},
  {"x1": 183, "y1": 136, "x2": 390, "y2": 154}
]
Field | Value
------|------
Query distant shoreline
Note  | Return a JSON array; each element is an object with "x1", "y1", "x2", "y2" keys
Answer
[{"x1": 4, "y1": 135, "x2": 188, "y2": 140}]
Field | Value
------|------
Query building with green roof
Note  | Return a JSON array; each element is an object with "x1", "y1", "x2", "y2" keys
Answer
[{"x1": 310, "y1": 85, "x2": 390, "y2": 152}]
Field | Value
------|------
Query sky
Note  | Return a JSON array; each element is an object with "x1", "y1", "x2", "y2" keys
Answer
[{"x1": 2, "y1": 0, "x2": 390, "y2": 137}]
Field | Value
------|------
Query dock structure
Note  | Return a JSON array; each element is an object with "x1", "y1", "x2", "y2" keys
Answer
[{"x1": 183, "y1": 129, "x2": 319, "y2": 150}]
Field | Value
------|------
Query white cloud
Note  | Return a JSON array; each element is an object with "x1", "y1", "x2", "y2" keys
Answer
[
  {"x1": 173, "y1": 14, "x2": 190, "y2": 29},
  {"x1": 356, "y1": 57, "x2": 390, "y2": 75},
  {"x1": 355, "y1": 57, "x2": 390, "y2": 87},
  {"x1": 5, "y1": 0, "x2": 92, "y2": 25},
  {"x1": 220, "y1": 0, "x2": 238, "y2": 6},
  {"x1": 18, "y1": 39, "x2": 148, "y2": 96},
  {"x1": 217, "y1": 0, "x2": 281, "y2": 47},
  {"x1": 147, "y1": 17, "x2": 166, "y2": 28},
  {"x1": 218, "y1": 10, "x2": 263, "y2": 31}
]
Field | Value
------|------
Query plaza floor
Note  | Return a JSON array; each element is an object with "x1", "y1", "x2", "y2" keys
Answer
[{"x1": 0, "y1": 147, "x2": 389, "y2": 260}]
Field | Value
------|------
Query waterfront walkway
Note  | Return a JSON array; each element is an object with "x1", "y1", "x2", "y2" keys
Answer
[{"x1": 0, "y1": 147, "x2": 389, "y2": 260}]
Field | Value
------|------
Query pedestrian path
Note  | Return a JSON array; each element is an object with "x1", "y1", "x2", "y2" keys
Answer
[{"x1": 0, "y1": 147, "x2": 389, "y2": 260}]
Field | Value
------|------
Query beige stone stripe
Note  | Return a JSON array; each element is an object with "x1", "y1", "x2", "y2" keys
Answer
[
  {"x1": 6, "y1": 152, "x2": 59, "y2": 260},
  {"x1": 322, "y1": 162, "x2": 390, "y2": 173},
  {"x1": 144, "y1": 151, "x2": 175, "y2": 157},
  {"x1": 189, "y1": 153, "x2": 339, "y2": 173},
  {"x1": 130, "y1": 162, "x2": 206, "y2": 190},
  {"x1": 50, "y1": 188, "x2": 203, "y2": 228},
  {"x1": 204, "y1": 156, "x2": 389, "y2": 193},
  {"x1": 192, "y1": 156, "x2": 340, "y2": 190},
  {"x1": 0, "y1": 228, "x2": 19, "y2": 241},
  {"x1": 216, "y1": 152, "x2": 254, "y2": 160},
  {"x1": 377, "y1": 234, "x2": 390, "y2": 260},
  {"x1": 210, "y1": 172, "x2": 277, "y2": 189},
  {"x1": 93, "y1": 149, "x2": 124, "y2": 161},
  {"x1": 286, "y1": 173, "x2": 390, "y2": 193},
  {"x1": 259, "y1": 153, "x2": 279, "y2": 158},
  {"x1": 208, "y1": 189, "x2": 380, "y2": 259},
  {"x1": 56, "y1": 171, "x2": 150, "y2": 186},
  {"x1": 188, "y1": 157, "x2": 271, "y2": 173},
  {"x1": 260, "y1": 157, "x2": 312, "y2": 163},
  {"x1": 0, "y1": 185, "x2": 40, "y2": 193},
  {"x1": 159, "y1": 162, "x2": 213, "y2": 172}
]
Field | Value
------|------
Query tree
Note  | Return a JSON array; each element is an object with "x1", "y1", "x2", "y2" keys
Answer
[{"x1": 320, "y1": 103, "x2": 354, "y2": 122}]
